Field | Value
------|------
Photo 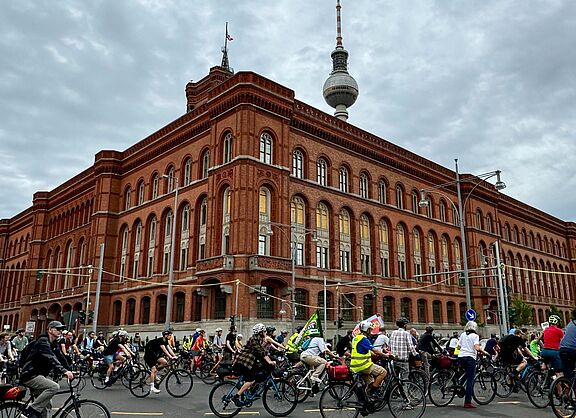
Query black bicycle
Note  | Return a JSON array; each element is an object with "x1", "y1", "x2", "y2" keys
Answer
[
  {"x1": 128, "y1": 357, "x2": 193, "y2": 398},
  {"x1": 0, "y1": 378, "x2": 110, "y2": 418}
]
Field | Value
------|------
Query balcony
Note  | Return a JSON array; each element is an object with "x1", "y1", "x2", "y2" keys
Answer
[
  {"x1": 249, "y1": 255, "x2": 292, "y2": 272},
  {"x1": 480, "y1": 287, "x2": 497, "y2": 297},
  {"x1": 196, "y1": 255, "x2": 234, "y2": 272}
]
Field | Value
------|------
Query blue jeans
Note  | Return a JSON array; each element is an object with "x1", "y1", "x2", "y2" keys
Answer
[
  {"x1": 460, "y1": 356, "x2": 476, "y2": 404},
  {"x1": 560, "y1": 348, "x2": 576, "y2": 381}
]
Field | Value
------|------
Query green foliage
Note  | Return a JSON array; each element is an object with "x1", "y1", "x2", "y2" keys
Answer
[{"x1": 509, "y1": 298, "x2": 533, "y2": 326}]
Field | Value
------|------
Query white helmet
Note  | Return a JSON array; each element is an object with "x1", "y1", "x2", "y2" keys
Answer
[
  {"x1": 465, "y1": 321, "x2": 478, "y2": 332},
  {"x1": 360, "y1": 321, "x2": 372, "y2": 333},
  {"x1": 253, "y1": 323, "x2": 266, "y2": 335},
  {"x1": 118, "y1": 330, "x2": 128, "y2": 337}
]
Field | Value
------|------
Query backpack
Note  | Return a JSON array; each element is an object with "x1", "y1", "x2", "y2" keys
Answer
[
  {"x1": 301, "y1": 337, "x2": 313, "y2": 351},
  {"x1": 18, "y1": 339, "x2": 36, "y2": 369}
]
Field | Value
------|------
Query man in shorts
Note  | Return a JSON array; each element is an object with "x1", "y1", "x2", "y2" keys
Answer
[
  {"x1": 499, "y1": 329, "x2": 537, "y2": 376},
  {"x1": 144, "y1": 330, "x2": 177, "y2": 394},
  {"x1": 103, "y1": 330, "x2": 134, "y2": 385},
  {"x1": 350, "y1": 321, "x2": 389, "y2": 395}
]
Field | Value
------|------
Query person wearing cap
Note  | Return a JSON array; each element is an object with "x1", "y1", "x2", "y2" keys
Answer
[
  {"x1": 11, "y1": 328, "x2": 28, "y2": 354},
  {"x1": 102, "y1": 330, "x2": 134, "y2": 385},
  {"x1": 417, "y1": 326, "x2": 442, "y2": 377},
  {"x1": 20, "y1": 321, "x2": 74, "y2": 418},
  {"x1": 275, "y1": 330, "x2": 288, "y2": 345},
  {"x1": 499, "y1": 328, "x2": 537, "y2": 378},
  {"x1": 144, "y1": 330, "x2": 177, "y2": 394}
]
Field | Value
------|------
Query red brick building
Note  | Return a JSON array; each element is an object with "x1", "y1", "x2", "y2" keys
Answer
[{"x1": 1, "y1": 66, "x2": 575, "y2": 337}]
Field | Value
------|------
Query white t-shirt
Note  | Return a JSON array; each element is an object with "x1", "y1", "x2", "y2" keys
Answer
[
  {"x1": 373, "y1": 334, "x2": 390, "y2": 350},
  {"x1": 457, "y1": 332, "x2": 479, "y2": 359},
  {"x1": 448, "y1": 337, "x2": 459, "y2": 349},
  {"x1": 302, "y1": 337, "x2": 326, "y2": 357}
]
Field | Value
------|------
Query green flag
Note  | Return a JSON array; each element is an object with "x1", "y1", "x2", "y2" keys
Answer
[{"x1": 294, "y1": 310, "x2": 323, "y2": 349}]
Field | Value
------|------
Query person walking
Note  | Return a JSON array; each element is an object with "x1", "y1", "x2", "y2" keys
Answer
[
  {"x1": 458, "y1": 321, "x2": 490, "y2": 409},
  {"x1": 11, "y1": 329, "x2": 29, "y2": 354},
  {"x1": 389, "y1": 318, "x2": 418, "y2": 380}
]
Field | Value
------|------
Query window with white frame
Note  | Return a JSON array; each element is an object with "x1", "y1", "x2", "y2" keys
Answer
[
  {"x1": 65, "y1": 242, "x2": 74, "y2": 288},
  {"x1": 339, "y1": 167, "x2": 349, "y2": 193},
  {"x1": 133, "y1": 221, "x2": 142, "y2": 278},
  {"x1": 222, "y1": 189, "x2": 231, "y2": 256},
  {"x1": 317, "y1": 158, "x2": 327, "y2": 186},
  {"x1": 378, "y1": 179, "x2": 387, "y2": 204},
  {"x1": 201, "y1": 150, "x2": 210, "y2": 179},
  {"x1": 162, "y1": 211, "x2": 172, "y2": 274},
  {"x1": 292, "y1": 150, "x2": 303, "y2": 179},
  {"x1": 428, "y1": 233, "x2": 436, "y2": 281},
  {"x1": 439, "y1": 200, "x2": 447, "y2": 222},
  {"x1": 199, "y1": 198, "x2": 207, "y2": 259},
  {"x1": 360, "y1": 215, "x2": 371, "y2": 275},
  {"x1": 147, "y1": 218, "x2": 156, "y2": 276},
  {"x1": 138, "y1": 181, "x2": 145, "y2": 205},
  {"x1": 125, "y1": 187, "x2": 131, "y2": 211},
  {"x1": 180, "y1": 205, "x2": 190, "y2": 270},
  {"x1": 413, "y1": 229, "x2": 422, "y2": 281},
  {"x1": 411, "y1": 191, "x2": 419, "y2": 214},
  {"x1": 152, "y1": 175, "x2": 159, "y2": 199},
  {"x1": 316, "y1": 203, "x2": 330, "y2": 269},
  {"x1": 339, "y1": 209, "x2": 351, "y2": 272},
  {"x1": 258, "y1": 188, "x2": 271, "y2": 255},
  {"x1": 223, "y1": 132, "x2": 233, "y2": 164},
  {"x1": 379, "y1": 221, "x2": 390, "y2": 278},
  {"x1": 359, "y1": 173, "x2": 368, "y2": 199},
  {"x1": 397, "y1": 224, "x2": 406, "y2": 279},
  {"x1": 291, "y1": 196, "x2": 306, "y2": 266},
  {"x1": 183, "y1": 158, "x2": 192, "y2": 186},
  {"x1": 396, "y1": 185, "x2": 404, "y2": 209},
  {"x1": 167, "y1": 168, "x2": 175, "y2": 193},
  {"x1": 441, "y1": 236, "x2": 450, "y2": 282},
  {"x1": 259, "y1": 132, "x2": 273, "y2": 164}
]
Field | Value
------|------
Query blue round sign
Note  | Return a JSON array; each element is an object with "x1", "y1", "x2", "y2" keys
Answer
[{"x1": 465, "y1": 309, "x2": 477, "y2": 321}]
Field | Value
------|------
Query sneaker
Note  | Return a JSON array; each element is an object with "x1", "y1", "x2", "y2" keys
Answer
[
  {"x1": 150, "y1": 384, "x2": 160, "y2": 394},
  {"x1": 463, "y1": 403, "x2": 477, "y2": 409},
  {"x1": 231, "y1": 394, "x2": 243, "y2": 407}
]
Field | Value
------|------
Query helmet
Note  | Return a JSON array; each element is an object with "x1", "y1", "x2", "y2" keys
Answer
[
  {"x1": 465, "y1": 321, "x2": 478, "y2": 332},
  {"x1": 549, "y1": 315, "x2": 561, "y2": 325},
  {"x1": 425, "y1": 326, "x2": 434, "y2": 333},
  {"x1": 253, "y1": 323, "x2": 266, "y2": 335},
  {"x1": 296, "y1": 326, "x2": 303, "y2": 332},
  {"x1": 118, "y1": 330, "x2": 128, "y2": 337},
  {"x1": 162, "y1": 330, "x2": 173, "y2": 337},
  {"x1": 359, "y1": 321, "x2": 372, "y2": 333},
  {"x1": 266, "y1": 326, "x2": 276, "y2": 334},
  {"x1": 2, "y1": 386, "x2": 25, "y2": 400},
  {"x1": 215, "y1": 327, "x2": 223, "y2": 332},
  {"x1": 111, "y1": 330, "x2": 119, "y2": 337},
  {"x1": 396, "y1": 317, "x2": 409, "y2": 328}
]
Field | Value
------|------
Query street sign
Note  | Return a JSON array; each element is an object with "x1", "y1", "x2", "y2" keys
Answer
[
  {"x1": 465, "y1": 309, "x2": 477, "y2": 321},
  {"x1": 25, "y1": 321, "x2": 36, "y2": 334}
]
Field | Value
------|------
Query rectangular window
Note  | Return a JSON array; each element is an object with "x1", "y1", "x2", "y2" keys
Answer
[
  {"x1": 147, "y1": 254, "x2": 154, "y2": 277},
  {"x1": 179, "y1": 248, "x2": 188, "y2": 271},
  {"x1": 199, "y1": 243, "x2": 205, "y2": 259},
  {"x1": 414, "y1": 262, "x2": 422, "y2": 281},
  {"x1": 361, "y1": 254, "x2": 370, "y2": 275},
  {"x1": 258, "y1": 235, "x2": 267, "y2": 255},
  {"x1": 380, "y1": 256, "x2": 389, "y2": 277},
  {"x1": 162, "y1": 251, "x2": 170, "y2": 274},
  {"x1": 296, "y1": 242, "x2": 304, "y2": 266},
  {"x1": 340, "y1": 250, "x2": 350, "y2": 272},
  {"x1": 317, "y1": 246, "x2": 328, "y2": 269},
  {"x1": 398, "y1": 260, "x2": 406, "y2": 280}
]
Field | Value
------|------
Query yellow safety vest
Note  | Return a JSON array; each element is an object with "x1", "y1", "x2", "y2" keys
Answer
[
  {"x1": 286, "y1": 332, "x2": 299, "y2": 353},
  {"x1": 350, "y1": 334, "x2": 372, "y2": 373}
]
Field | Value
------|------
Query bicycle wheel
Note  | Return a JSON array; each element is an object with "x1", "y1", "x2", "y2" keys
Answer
[
  {"x1": 90, "y1": 366, "x2": 108, "y2": 390},
  {"x1": 0, "y1": 401, "x2": 25, "y2": 418},
  {"x1": 200, "y1": 362, "x2": 218, "y2": 385},
  {"x1": 284, "y1": 371, "x2": 309, "y2": 403},
  {"x1": 492, "y1": 369, "x2": 513, "y2": 398},
  {"x1": 165, "y1": 368, "x2": 194, "y2": 398},
  {"x1": 472, "y1": 371, "x2": 496, "y2": 405},
  {"x1": 120, "y1": 363, "x2": 142, "y2": 389},
  {"x1": 128, "y1": 368, "x2": 151, "y2": 398},
  {"x1": 61, "y1": 399, "x2": 111, "y2": 418},
  {"x1": 409, "y1": 369, "x2": 428, "y2": 396},
  {"x1": 428, "y1": 370, "x2": 455, "y2": 407},
  {"x1": 550, "y1": 377, "x2": 576, "y2": 418},
  {"x1": 388, "y1": 380, "x2": 426, "y2": 418},
  {"x1": 526, "y1": 370, "x2": 550, "y2": 408},
  {"x1": 262, "y1": 378, "x2": 298, "y2": 417},
  {"x1": 208, "y1": 381, "x2": 241, "y2": 418},
  {"x1": 319, "y1": 383, "x2": 359, "y2": 418}
]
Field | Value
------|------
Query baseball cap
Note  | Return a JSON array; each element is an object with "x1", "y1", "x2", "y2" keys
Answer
[{"x1": 48, "y1": 321, "x2": 65, "y2": 330}]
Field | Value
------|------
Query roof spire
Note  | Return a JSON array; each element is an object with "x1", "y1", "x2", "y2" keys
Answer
[
  {"x1": 323, "y1": 0, "x2": 358, "y2": 121},
  {"x1": 220, "y1": 22, "x2": 233, "y2": 73}
]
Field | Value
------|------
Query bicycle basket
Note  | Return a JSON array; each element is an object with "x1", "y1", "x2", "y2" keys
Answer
[
  {"x1": 327, "y1": 364, "x2": 350, "y2": 381},
  {"x1": 0, "y1": 385, "x2": 27, "y2": 401},
  {"x1": 436, "y1": 355, "x2": 452, "y2": 370}
]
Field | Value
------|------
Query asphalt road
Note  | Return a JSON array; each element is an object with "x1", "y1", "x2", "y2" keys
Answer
[{"x1": 56, "y1": 377, "x2": 557, "y2": 418}]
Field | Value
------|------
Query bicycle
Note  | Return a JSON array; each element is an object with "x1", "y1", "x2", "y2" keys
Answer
[
  {"x1": 208, "y1": 368, "x2": 297, "y2": 417},
  {"x1": 428, "y1": 356, "x2": 496, "y2": 407},
  {"x1": 525, "y1": 360, "x2": 556, "y2": 408},
  {"x1": 549, "y1": 375, "x2": 576, "y2": 418},
  {"x1": 285, "y1": 356, "x2": 341, "y2": 403},
  {"x1": 90, "y1": 356, "x2": 142, "y2": 390},
  {"x1": 128, "y1": 357, "x2": 193, "y2": 398},
  {"x1": 0, "y1": 377, "x2": 110, "y2": 418},
  {"x1": 319, "y1": 357, "x2": 426, "y2": 418}
]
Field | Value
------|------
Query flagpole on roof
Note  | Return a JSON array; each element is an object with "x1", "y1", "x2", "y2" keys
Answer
[{"x1": 221, "y1": 22, "x2": 232, "y2": 72}]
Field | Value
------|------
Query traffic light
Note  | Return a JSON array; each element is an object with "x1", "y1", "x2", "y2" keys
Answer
[
  {"x1": 36, "y1": 270, "x2": 43, "y2": 281},
  {"x1": 78, "y1": 310, "x2": 86, "y2": 322},
  {"x1": 337, "y1": 316, "x2": 344, "y2": 329},
  {"x1": 458, "y1": 272, "x2": 465, "y2": 287},
  {"x1": 229, "y1": 315, "x2": 236, "y2": 326}
]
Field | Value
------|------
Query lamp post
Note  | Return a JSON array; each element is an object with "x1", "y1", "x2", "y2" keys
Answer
[
  {"x1": 419, "y1": 158, "x2": 506, "y2": 311},
  {"x1": 266, "y1": 222, "x2": 317, "y2": 332},
  {"x1": 162, "y1": 175, "x2": 179, "y2": 331}
]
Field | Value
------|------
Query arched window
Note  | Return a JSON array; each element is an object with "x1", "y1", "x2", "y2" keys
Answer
[
  {"x1": 439, "y1": 200, "x2": 447, "y2": 222},
  {"x1": 65, "y1": 241, "x2": 74, "y2": 288},
  {"x1": 156, "y1": 295, "x2": 167, "y2": 324},
  {"x1": 201, "y1": 150, "x2": 210, "y2": 179},
  {"x1": 137, "y1": 180, "x2": 145, "y2": 205},
  {"x1": 504, "y1": 224, "x2": 510, "y2": 241},
  {"x1": 396, "y1": 185, "x2": 404, "y2": 209},
  {"x1": 119, "y1": 227, "x2": 128, "y2": 281},
  {"x1": 113, "y1": 300, "x2": 122, "y2": 326},
  {"x1": 339, "y1": 167, "x2": 349, "y2": 193},
  {"x1": 183, "y1": 158, "x2": 192, "y2": 186},
  {"x1": 258, "y1": 188, "x2": 271, "y2": 255},
  {"x1": 383, "y1": 297, "x2": 394, "y2": 322},
  {"x1": 433, "y1": 300, "x2": 442, "y2": 324},
  {"x1": 475, "y1": 209, "x2": 483, "y2": 230},
  {"x1": 222, "y1": 189, "x2": 231, "y2": 256},
  {"x1": 360, "y1": 215, "x2": 371, "y2": 275},
  {"x1": 317, "y1": 158, "x2": 327, "y2": 186},
  {"x1": 126, "y1": 299, "x2": 136, "y2": 325},
  {"x1": 147, "y1": 217, "x2": 157, "y2": 276},
  {"x1": 379, "y1": 220, "x2": 390, "y2": 278},
  {"x1": 151, "y1": 174, "x2": 159, "y2": 199},
  {"x1": 166, "y1": 167, "x2": 175, "y2": 193},
  {"x1": 288, "y1": 193, "x2": 308, "y2": 261},
  {"x1": 454, "y1": 239, "x2": 462, "y2": 285},
  {"x1": 447, "y1": 301, "x2": 456, "y2": 323},
  {"x1": 401, "y1": 298, "x2": 412, "y2": 319},
  {"x1": 427, "y1": 233, "x2": 437, "y2": 281},
  {"x1": 125, "y1": 187, "x2": 132, "y2": 211},
  {"x1": 424, "y1": 196, "x2": 432, "y2": 218},
  {"x1": 378, "y1": 179, "x2": 387, "y2": 204},
  {"x1": 180, "y1": 205, "x2": 190, "y2": 270},
  {"x1": 133, "y1": 221, "x2": 142, "y2": 278},
  {"x1": 413, "y1": 229, "x2": 422, "y2": 281},
  {"x1": 223, "y1": 132, "x2": 233, "y2": 164},
  {"x1": 316, "y1": 203, "x2": 330, "y2": 269},
  {"x1": 292, "y1": 149, "x2": 304, "y2": 179},
  {"x1": 397, "y1": 224, "x2": 406, "y2": 280},
  {"x1": 162, "y1": 211, "x2": 173, "y2": 274},
  {"x1": 359, "y1": 173, "x2": 368, "y2": 198},
  {"x1": 339, "y1": 209, "x2": 351, "y2": 272},
  {"x1": 441, "y1": 236, "x2": 450, "y2": 281},
  {"x1": 141, "y1": 297, "x2": 151, "y2": 324},
  {"x1": 411, "y1": 191, "x2": 419, "y2": 214},
  {"x1": 259, "y1": 132, "x2": 273, "y2": 164},
  {"x1": 486, "y1": 213, "x2": 493, "y2": 233},
  {"x1": 175, "y1": 292, "x2": 185, "y2": 322},
  {"x1": 199, "y1": 198, "x2": 207, "y2": 259},
  {"x1": 417, "y1": 299, "x2": 427, "y2": 323}
]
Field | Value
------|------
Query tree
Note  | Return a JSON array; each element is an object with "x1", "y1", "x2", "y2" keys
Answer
[{"x1": 509, "y1": 298, "x2": 533, "y2": 326}]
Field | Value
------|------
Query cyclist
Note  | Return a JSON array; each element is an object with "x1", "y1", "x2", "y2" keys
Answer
[
  {"x1": 232, "y1": 323, "x2": 276, "y2": 407},
  {"x1": 389, "y1": 317, "x2": 419, "y2": 380},
  {"x1": 285, "y1": 326, "x2": 304, "y2": 364},
  {"x1": 0, "y1": 332, "x2": 15, "y2": 364},
  {"x1": 224, "y1": 325, "x2": 237, "y2": 362},
  {"x1": 541, "y1": 315, "x2": 564, "y2": 378},
  {"x1": 417, "y1": 326, "x2": 442, "y2": 377},
  {"x1": 264, "y1": 326, "x2": 285, "y2": 353},
  {"x1": 11, "y1": 329, "x2": 29, "y2": 355},
  {"x1": 210, "y1": 328, "x2": 225, "y2": 374},
  {"x1": 350, "y1": 321, "x2": 388, "y2": 395},
  {"x1": 560, "y1": 310, "x2": 576, "y2": 381},
  {"x1": 144, "y1": 330, "x2": 177, "y2": 394},
  {"x1": 20, "y1": 321, "x2": 74, "y2": 418},
  {"x1": 447, "y1": 332, "x2": 459, "y2": 356},
  {"x1": 103, "y1": 330, "x2": 133, "y2": 385},
  {"x1": 498, "y1": 328, "x2": 537, "y2": 378},
  {"x1": 484, "y1": 334, "x2": 499, "y2": 358},
  {"x1": 275, "y1": 330, "x2": 288, "y2": 345},
  {"x1": 458, "y1": 321, "x2": 490, "y2": 409},
  {"x1": 300, "y1": 331, "x2": 336, "y2": 384}
]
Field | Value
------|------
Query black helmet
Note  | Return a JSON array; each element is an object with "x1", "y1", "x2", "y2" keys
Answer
[
  {"x1": 266, "y1": 326, "x2": 276, "y2": 334},
  {"x1": 162, "y1": 330, "x2": 173, "y2": 337},
  {"x1": 425, "y1": 326, "x2": 434, "y2": 333},
  {"x1": 396, "y1": 317, "x2": 409, "y2": 328},
  {"x1": 296, "y1": 326, "x2": 303, "y2": 332}
]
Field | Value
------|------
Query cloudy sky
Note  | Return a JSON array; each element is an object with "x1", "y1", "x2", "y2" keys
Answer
[{"x1": 1, "y1": 0, "x2": 575, "y2": 221}]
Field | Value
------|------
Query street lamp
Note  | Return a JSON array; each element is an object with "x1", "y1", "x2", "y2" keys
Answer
[
  {"x1": 162, "y1": 174, "x2": 179, "y2": 331},
  {"x1": 419, "y1": 158, "x2": 506, "y2": 311},
  {"x1": 266, "y1": 222, "x2": 317, "y2": 331}
]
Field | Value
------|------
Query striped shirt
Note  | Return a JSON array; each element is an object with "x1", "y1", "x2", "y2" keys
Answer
[{"x1": 389, "y1": 328, "x2": 418, "y2": 360}]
